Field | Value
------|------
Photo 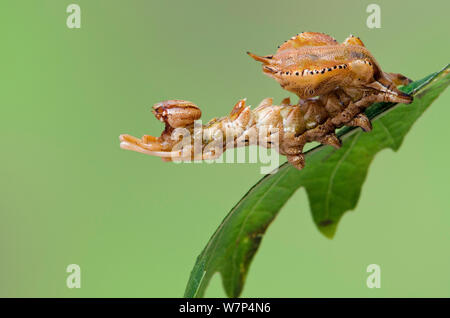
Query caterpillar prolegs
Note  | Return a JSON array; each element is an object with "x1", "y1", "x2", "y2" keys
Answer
[{"x1": 119, "y1": 86, "x2": 412, "y2": 170}]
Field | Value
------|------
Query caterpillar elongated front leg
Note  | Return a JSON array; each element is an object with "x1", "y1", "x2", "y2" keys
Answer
[{"x1": 347, "y1": 114, "x2": 372, "y2": 132}]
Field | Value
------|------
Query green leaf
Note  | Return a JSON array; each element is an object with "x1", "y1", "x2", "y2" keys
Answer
[{"x1": 184, "y1": 65, "x2": 450, "y2": 298}]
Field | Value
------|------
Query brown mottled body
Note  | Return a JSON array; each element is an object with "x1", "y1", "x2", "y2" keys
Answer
[{"x1": 120, "y1": 32, "x2": 413, "y2": 170}]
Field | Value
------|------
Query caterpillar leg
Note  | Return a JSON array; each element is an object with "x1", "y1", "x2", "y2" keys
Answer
[
  {"x1": 287, "y1": 154, "x2": 305, "y2": 170},
  {"x1": 318, "y1": 133, "x2": 342, "y2": 149},
  {"x1": 319, "y1": 90, "x2": 371, "y2": 132},
  {"x1": 363, "y1": 79, "x2": 413, "y2": 104},
  {"x1": 346, "y1": 113, "x2": 372, "y2": 132},
  {"x1": 331, "y1": 89, "x2": 411, "y2": 132},
  {"x1": 282, "y1": 94, "x2": 377, "y2": 170}
]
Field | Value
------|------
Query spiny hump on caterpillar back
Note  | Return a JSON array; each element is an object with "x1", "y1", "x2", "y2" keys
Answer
[
  {"x1": 276, "y1": 32, "x2": 338, "y2": 53},
  {"x1": 246, "y1": 31, "x2": 339, "y2": 64},
  {"x1": 342, "y1": 34, "x2": 365, "y2": 47},
  {"x1": 229, "y1": 98, "x2": 254, "y2": 127}
]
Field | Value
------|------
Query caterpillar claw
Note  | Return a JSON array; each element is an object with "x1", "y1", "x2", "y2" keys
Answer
[
  {"x1": 347, "y1": 113, "x2": 372, "y2": 132},
  {"x1": 319, "y1": 133, "x2": 341, "y2": 149},
  {"x1": 287, "y1": 153, "x2": 305, "y2": 170}
]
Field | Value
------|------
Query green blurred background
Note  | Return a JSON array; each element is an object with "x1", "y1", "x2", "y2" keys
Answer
[{"x1": 1, "y1": 0, "x2": 449, "y2": 297}]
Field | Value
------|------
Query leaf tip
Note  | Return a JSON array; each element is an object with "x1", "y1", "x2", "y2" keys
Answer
[{"x1": 317, "y1": 219, "x2": 337, "y2": 239}]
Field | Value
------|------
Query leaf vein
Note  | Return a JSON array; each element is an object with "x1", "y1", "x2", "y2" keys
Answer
[
  {"x1": 324, "y1": 133, "x2": 361, "y2": 220},
  {"x1": 229, "y1": 166, "x2": 291, "y2": 289}
]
